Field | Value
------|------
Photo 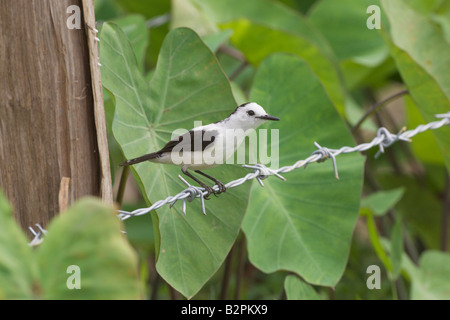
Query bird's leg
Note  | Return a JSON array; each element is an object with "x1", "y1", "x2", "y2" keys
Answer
[
  {"x1": 195, "y1": 170, "x2": 227, "y2": 195},
  {"x1": 181, "y1": 167, "x2": 214, "y2": 200}
]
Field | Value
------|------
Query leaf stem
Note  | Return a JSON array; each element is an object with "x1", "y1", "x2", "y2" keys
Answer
[
  {"x1": 230, "y1": 61, "x2": 249, "y2": 81},
  {"x1": 218, "y1": 45, "x2": 246, "y2": 62},
  {"x1": 351, "y1": 89, "x2": 409, "y2": 134},
  {"x1": 116, "y1": 165, "x2": 130, "y2": 208},
  {"x1": 234, "y1": 235, "x2": 247, "y2": 299},
  {"x1": 150, "y1": 273, "x2": 161, "y2": 300},
  {"x1": 219, "y1": 244, "x2": 235, "y2": 299},
  {"x1": 390, "y1": 279, "x2": 398, "y2": 300},
  {"x1": 441, "y1": 172, "x2": 450, "y2": 251},
  {"x1": 366, "y1": 212, "x2": 393, "y2": 273}
]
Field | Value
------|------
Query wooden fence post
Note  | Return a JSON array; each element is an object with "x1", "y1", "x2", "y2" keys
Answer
[{"x1": 0, "y1": 0, "x2": 113, "y2": 231}]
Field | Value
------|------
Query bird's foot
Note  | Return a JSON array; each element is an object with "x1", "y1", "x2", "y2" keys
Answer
[
  {"x1": 202, "y1": 185, "x2": 215, "y2": 200},
  {"x1": 209, "y1": 181, "x2": 227, "y2": 198},
  {"x1": 202, "y1": 182, "x2": 226, "y2": 199},
  {"x1": 214, "y1": 180, "x2": 227, "y2": 195}
]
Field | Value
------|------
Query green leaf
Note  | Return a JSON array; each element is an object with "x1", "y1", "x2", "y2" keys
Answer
[
  {"x1": 275, "y1": 0, "x2": 317, "y2": 13},
  {"x1": 201, "y1": 29, "x2": 233, "y2": 53},
  {"x1": 386, "y1": 41, "x2": 450, "y2": 174},
  {"x1": 410, "y1": 251, "x2": 450, "y2": 300},
  {"x1": 112, "y1": 14, "x2": 149, "y2": 72},
  {"x1": 307, "y1": 0, "x2": 395, "y2": 91},
  {"x1": 405, "y1": 94, "x2": 445, "y2": 166},
  {"x1": 171, "y1": 0, "x2": 218, "y2": 37},
  {"x1": 284, "y1": 275, "x2": 322, "y2": 300},
  {"x1": 123, "y1": 212, "x2": 155, "y2": 251},
  {"x1": 378, "y1": 174, "x2": 446, "y2": 250},
  {"x1": 0, "y1": 192, "x2": 37, "y2": 299},
  {"x1": 366, "y1": 212, "x2": 392, "y2": 273},
  {"x1": 403, "y1": 0, "x2": 444, "y2": 14},
  {"x1": 116, "y1": 0, "x2": 171, "y2": 68},
  {"x1": 242, "y1": 53, "x2": 364, "y2": 287},
  {"x1": 95, "y1": 0, "x2": 122, "y2": 21},
  {"x1": 194, "y1": 0, "x2": 318, "y2": 37},
  {"x1": 222, "y1": 19, "x2": 345, "y2": 115},
  {"x1": 0, "y1": 194, "x2": 140, "y2": 299},
  {"x1": 360, "y1": 188, "x2": 405, "y2": 216},
  {"x1": 390, "y1": 216, "x2": 403, "y2": 280},
  {"x1": 37, "y1": 198, "x2": 140, "y2": 299},
  {"x1": 432, "y1": 1, "x2": 450, "y2": 44},
  {"x1": 339, "y1": 57, "x2": 397, "y2": 91},
  {"x1": 382, "y1": 0, "x2": 450, "y2": 99},
  {"x1": 345, "y1": 96, "x2": 378, "y2": 132},
  {"x1": 308, "y1": 0, "x2": 388, "y2": 64},
  {"x1": 194, "y1": 0, "x2": 346, "y2": 114},
  {"x1": 100, "y1": 25, "x2": 251, "y2": 298},
  {"x1": 381, "y1": 0, "x2": 450, "y2": 174},
  {"x1": 194, "y1": 0, "x2": 334, "y2": 55}
]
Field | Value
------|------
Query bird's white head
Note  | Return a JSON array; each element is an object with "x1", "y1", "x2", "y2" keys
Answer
[{"x1": 223, "y1": 102, "x2": 280, "y2": 130}]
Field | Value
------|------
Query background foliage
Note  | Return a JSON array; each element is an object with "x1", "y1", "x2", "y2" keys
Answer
[
  {"x1": 95, "y1": 0, "x2": 450, "y2": 300},
  {"x1": 1, "y1": 0, "x2": 448, "y2": 300},
  {"x1": 0, "y1": 194, "x2": 140, "y2": 299}
]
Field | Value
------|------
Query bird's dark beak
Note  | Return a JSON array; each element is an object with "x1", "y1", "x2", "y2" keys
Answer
[{"x1": 257, "y1": 114, "x2": 280, "y2": 121}]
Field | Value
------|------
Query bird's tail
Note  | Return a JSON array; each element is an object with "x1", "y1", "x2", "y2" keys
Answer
[{"x1": 120, "y1": 153, "x2": 159, "y2": 166}]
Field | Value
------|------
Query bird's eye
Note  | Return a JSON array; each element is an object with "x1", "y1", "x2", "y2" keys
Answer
[{"x1": 247, "y1": 110, "x2": 255, "y2": 116}]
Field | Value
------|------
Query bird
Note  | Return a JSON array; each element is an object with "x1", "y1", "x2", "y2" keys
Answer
[{"x1": 120, "y1": 102, "x2": 280, "y2": 199}]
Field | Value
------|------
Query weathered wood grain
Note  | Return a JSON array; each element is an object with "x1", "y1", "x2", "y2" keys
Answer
[
  {"x1": 82, "y1": 0, "x2": 114, "y2": 206},
  {"x1": 0, "y1": 0, "x2": 107, "y2": 231}
]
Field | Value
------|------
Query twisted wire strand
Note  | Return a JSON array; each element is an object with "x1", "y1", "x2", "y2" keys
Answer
[{"x1": 118, "y1": 112, "x2": 450, "y2": 219}]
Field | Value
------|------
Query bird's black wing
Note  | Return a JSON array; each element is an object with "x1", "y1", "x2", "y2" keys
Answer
[
  {"x1": 158, "y1": 129, "x2": 217, "y2": 153},
  {"x1": 120, "y1": 129, "x2": 218, "y2": 166}
]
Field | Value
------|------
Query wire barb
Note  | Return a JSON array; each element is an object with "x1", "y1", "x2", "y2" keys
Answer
[
  {"x1": 28, "y1": 224, "x2": 47, "y2": 247},
  {"x1": 242, "y1": 164, "x2": 286, "y2": 187},
  {"x1": 435, "y1": 111, "x2": 450, "y2": 122},
  {"x1": 312, "y1": 142, "x2": 339, "y2": 180},
  {"x1": 374, "y1": 127, "x2": 408, "y2": 158},
  {"x1": 178, "y1": 175, "x2": 207, "y2": 215}
]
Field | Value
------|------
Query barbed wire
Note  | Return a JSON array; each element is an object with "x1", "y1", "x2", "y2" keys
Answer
[
  {"x1": 116, "y1": 111, "x2": 450, "y2": 219},
  {"x1": 28, "y1": 224, "x2": 47, "y2": 247},
  {"x1": 27, "y1": 111, "x2": 450, "y2": 246},
  {"x1": 27, "y1": 111, "x2": 450, "y2": 245}
]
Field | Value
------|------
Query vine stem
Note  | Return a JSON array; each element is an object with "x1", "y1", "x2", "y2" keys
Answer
[
  {"x1": 116, "y1": 165, "x2": 130, "y2": 208},
  {"x1": 351, "y1": 89, "x2": 409, "y2": 134},
  {"x1": 442, "y1": 173, "x2": 450, "y2": 251},
  {"x1": 234, "y1": 235, "x2": 247, "y2": 299},
  {"x1": 219, "y1": 244, "x2": 235, "y2": 299}
]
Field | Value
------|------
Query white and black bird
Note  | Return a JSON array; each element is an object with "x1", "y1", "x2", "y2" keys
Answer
[{"x1": 120, "y1": 102, "x2": 280, "y2": 198}]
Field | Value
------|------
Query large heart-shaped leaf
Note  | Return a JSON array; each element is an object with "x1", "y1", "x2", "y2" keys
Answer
[
  {"x1": 37, "y1": 198, "x2": 141, "y2": 299},
  {"x1": 100, "y1": 24, "x2": 251, "y2": 298},
  {"x1": 284, "y1": 275, "x2": 322, "y2": 300},
  {"x1": 112, "y1": 14, "x2": 149, "y2": 72},
  {"x1": 242, "y1": 53, "x2": 364, "y2": 287},
  {"x1": 0, "y1": 193, "x2": 140, "y2": 299}
]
